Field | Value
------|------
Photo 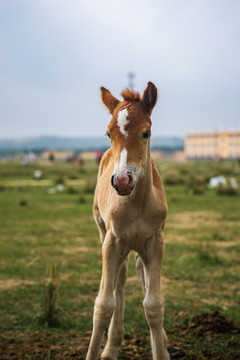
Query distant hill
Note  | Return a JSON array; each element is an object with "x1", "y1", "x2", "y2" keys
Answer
[{"x1": 0, "y1": 135, "x2": 184, "y2": 155}]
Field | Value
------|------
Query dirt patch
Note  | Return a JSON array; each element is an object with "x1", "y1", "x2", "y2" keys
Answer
[
  {"x1": 0, "y1": 329, "x2": 186, "y2": 360},
  {"x1": 0, "y1": 330, "x2": 88, "y2": 360},
  {"x1": 1, "y1": 326, "x2": 240, "y2": 360},
  {"x1": 183, "y1": 310, "x2": 240, "y2": 337}
]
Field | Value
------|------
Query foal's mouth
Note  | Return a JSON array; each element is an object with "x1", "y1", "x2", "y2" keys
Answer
[{"x1": 115, "y1": 185, "x2": 134, "y2": 196}]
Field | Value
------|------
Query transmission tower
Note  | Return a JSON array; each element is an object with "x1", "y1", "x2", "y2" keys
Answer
[{"x1": 128, "y1": 72, "x2": 135, "y2": 89}]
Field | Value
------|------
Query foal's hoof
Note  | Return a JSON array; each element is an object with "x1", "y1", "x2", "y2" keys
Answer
[{"x1": 101, "y1": 350, "x2": 118, "y2": 360}]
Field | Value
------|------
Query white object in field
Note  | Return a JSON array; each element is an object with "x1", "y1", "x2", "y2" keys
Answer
[
  {"x1": 34, "y1": 170, "x2": 42, "y2": 179},
  {"x1": 209, "y1": 176, "x2": 226, "y2": 188}
]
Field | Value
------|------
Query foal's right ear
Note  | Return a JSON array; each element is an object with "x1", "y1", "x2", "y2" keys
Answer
[
  {"x1": 142, "y1": 82, "x2": 158, "y2": 114},
  {"x1": 100, "y1": 87, "x2": 120, "y2": 115}
]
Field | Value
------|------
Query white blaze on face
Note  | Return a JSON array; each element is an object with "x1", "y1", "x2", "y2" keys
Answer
[
  {"x1": 114, "y1": 148, "x2": 144, "y2": 186},
  {"x1": 117, "y1": 108, "x2": 129, "y2": 138},
  {"x1": 115, "y1": 148, "x2": 128, "y2": 174},
  {"x1": 114, "y1": 109, "x2": 143, "y2": 186},
  {"x1": 119, "y1": 148, "x2": 128, "y2": 172}
]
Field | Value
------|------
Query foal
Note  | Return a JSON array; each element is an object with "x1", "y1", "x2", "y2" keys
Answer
[{"x1": 86, "y1": 82, "x2": 169, "y2": 360}]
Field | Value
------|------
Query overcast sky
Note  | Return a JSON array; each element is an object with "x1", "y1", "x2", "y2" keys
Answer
[{"x1": 0, "y1": 0, "x2": 240, "y2": 139}]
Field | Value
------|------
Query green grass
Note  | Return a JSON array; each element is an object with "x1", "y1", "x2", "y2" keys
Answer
[{"x1": 0, "y1": 159, "x2": 240, "y2": 359}]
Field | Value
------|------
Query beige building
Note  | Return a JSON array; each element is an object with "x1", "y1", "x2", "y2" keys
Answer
[
  {"x1": 185, "y1": 131, "x2": 240, "y2": 159},
  {"x1": 151, "y1": 150, "x2": 186, "y2": 162}
]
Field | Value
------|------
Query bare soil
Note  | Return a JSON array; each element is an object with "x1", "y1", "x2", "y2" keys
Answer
[
  {"x1": 183, "y1": 310, "x2": 240, "y2": 337},
  {"x1": 1, "y1": 311, "x2": 239, "y2": 360}
]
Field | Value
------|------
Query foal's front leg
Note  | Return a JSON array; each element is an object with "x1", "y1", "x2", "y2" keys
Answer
[
  {"x1": 86, "y1": 231, "x2": 127, "y2": 360},
  {"x1": 141, "y1": 234, "x2": 170, "y2": 360}
]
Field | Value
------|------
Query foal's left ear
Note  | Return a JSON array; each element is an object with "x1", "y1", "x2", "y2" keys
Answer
[
  {"x1": 142, "y1": 82, "x2": 158, "y2": 114},
  {"x1": 100, "y1": 87, "x2": 120, "y2": 115}
]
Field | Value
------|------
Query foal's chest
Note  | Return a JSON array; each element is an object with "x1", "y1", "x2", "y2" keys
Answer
[{"x1": 110, "y1": 206, "x2": 161, "y2": 251}]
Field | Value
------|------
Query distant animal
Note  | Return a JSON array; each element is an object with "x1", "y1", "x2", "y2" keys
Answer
[{"x1": 86, "y1": 82, "x2": 169, "y2": 360}]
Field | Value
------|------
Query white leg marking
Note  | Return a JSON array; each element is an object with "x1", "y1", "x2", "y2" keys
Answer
[{"x1": 117, "y1": 109, "x2": 129, "y2": 138}]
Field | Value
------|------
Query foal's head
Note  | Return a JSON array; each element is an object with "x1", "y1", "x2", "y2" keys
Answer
[{"x1": 101, "y1": 82, "x2": 158, "y2": 196}]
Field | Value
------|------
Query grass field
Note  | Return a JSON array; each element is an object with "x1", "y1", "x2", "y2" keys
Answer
[{"x1": 0, "y1": 158, "x2": 240, "y2": 360}]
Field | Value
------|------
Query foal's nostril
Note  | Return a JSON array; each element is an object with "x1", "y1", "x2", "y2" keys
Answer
[
  {"x1": 111, "y1": 175, "x2": 115, "y2": 187},
  {"x1": 111, "y1": 175, "x2": 119, "y2": 192},
  {"x1": 128, "y1": 174, "x2": 134, "y2": 188}
]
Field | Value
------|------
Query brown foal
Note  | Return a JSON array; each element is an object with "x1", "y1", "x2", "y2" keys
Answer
[{"x1": 86, "y1": 82, "x2": 169, "y2": 360}]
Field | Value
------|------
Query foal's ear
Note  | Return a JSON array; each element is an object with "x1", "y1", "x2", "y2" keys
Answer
[
  {"x1": 100, "y1": 87, "x2": 120, "y2": 115},
  {"x1": 142, "y1": 82, "x2": 158, "y2": 113}
]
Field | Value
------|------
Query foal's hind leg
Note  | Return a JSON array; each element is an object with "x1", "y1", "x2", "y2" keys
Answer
[
  {"x1": 101, "y1": 258, "x2": 128, "y2": 360},
  {"x1": 136, "y1": 254, "x2": 169, "y2": 359}
]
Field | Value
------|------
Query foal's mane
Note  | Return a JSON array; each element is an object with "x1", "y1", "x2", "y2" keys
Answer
[{"x1": 121, "y1": 88, "x2": 141, "y2": 102}]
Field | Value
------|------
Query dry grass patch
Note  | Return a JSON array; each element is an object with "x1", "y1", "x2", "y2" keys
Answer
[
  {"x1": 0, "y1": 279, "x2": 36, "y2": 290},
  {"x1": 166, "y1": 232, "x2": 188, "y2": 244},
  {"x1": 167, "y1": 211, "x2": 221, "y2": 229},
  {"x1": 62, "y1": 246, "x2": 100, "y2": 255}
]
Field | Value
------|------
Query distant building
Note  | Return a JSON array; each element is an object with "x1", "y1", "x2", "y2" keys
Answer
[
  {"x1": 185, "y1": 131, "x2": 240, "y2": 159},
  {"x1": 151, "y1": 150, "x2": 186, "y2": 161}
]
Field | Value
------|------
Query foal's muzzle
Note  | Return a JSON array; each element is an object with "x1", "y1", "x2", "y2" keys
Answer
[{"x1": 111, "y1": 172, "x2": 134, "y2": 196}]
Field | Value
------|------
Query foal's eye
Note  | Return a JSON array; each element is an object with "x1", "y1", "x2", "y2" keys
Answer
[
  {"x1": 143, "y1": 131, "x2": 150, "y2": 139},
  {"x1": 105, "y1": 132, "x2": 111, "y2": 139}
]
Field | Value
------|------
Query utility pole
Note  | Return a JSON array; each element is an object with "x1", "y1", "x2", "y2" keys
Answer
[{"x1": 128, "y1": 72, "x2": 135, "y2": 89}]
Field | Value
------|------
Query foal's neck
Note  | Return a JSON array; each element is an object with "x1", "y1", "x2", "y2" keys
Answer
[{"x1": 131, "y1": 146, "x2": 153, "y2": 202}]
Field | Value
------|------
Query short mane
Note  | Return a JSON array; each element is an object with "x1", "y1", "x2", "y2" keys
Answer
[{"x1": 121, "y1": 88, "x2": 141, "y2": 102}]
